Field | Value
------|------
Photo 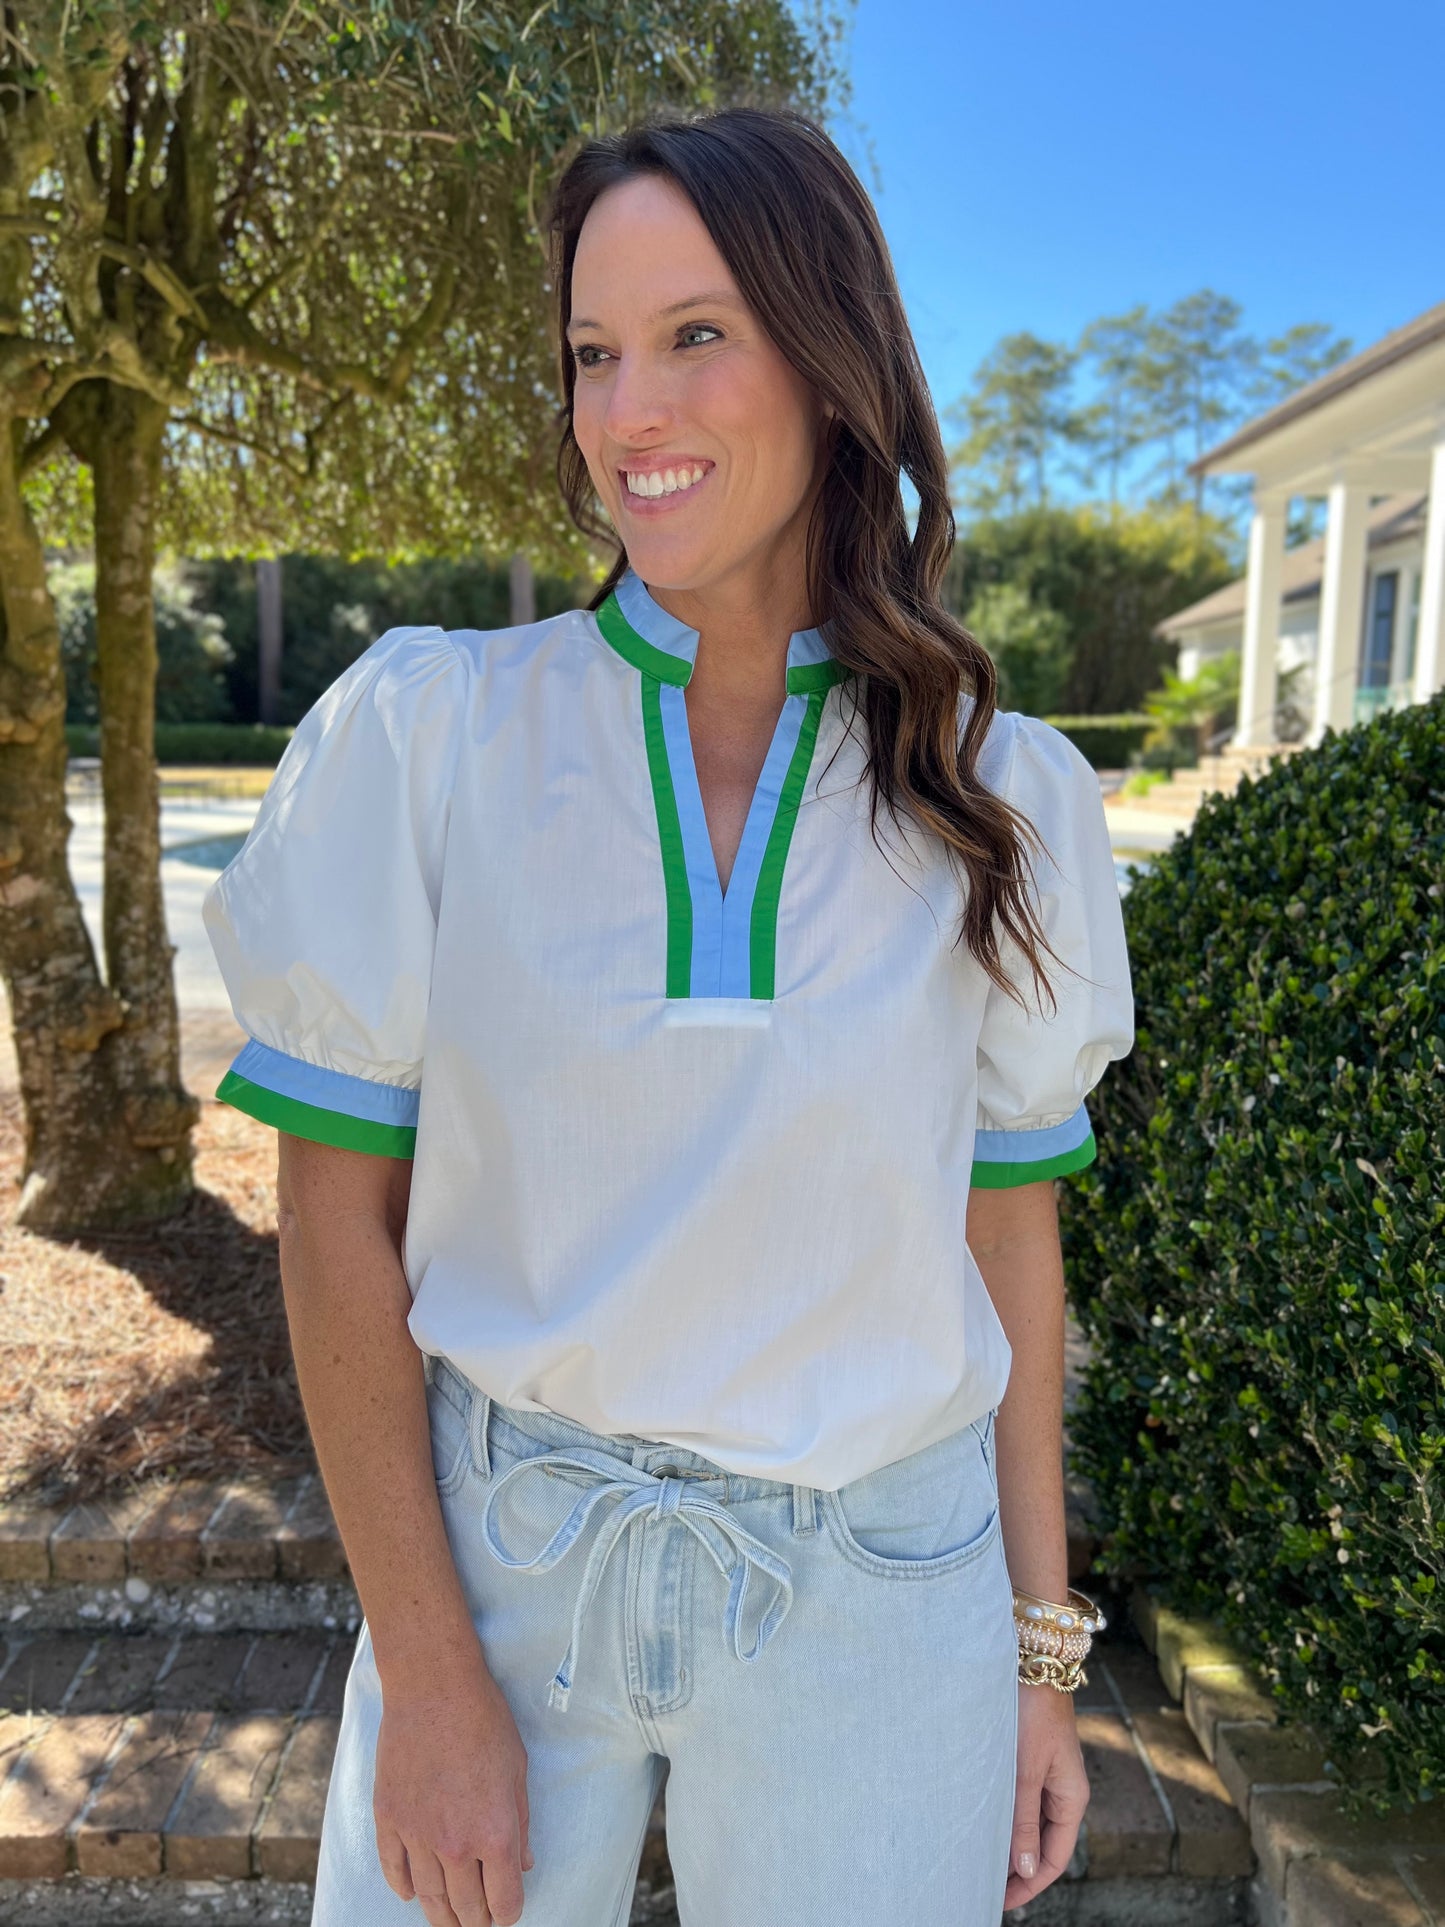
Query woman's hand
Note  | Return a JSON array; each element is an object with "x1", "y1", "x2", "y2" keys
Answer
[
  {"x1": 1003, "y1": 1681, "x2": 1089, "y2": 1912},
  {"x1": 373, "y1": 1651, "x2": 534, "y2": 1927}
]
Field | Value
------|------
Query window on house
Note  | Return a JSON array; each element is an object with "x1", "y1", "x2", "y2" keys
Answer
[{"x1": 1362, "y1": 571, "x2": 1397, "y2": 688}]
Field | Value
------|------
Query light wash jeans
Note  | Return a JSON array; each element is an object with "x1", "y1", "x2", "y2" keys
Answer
[{"x1": 313, "y1": 1354, "x2": 1020, "y2": 1925}]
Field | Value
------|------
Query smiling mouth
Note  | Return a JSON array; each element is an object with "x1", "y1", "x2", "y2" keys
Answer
[{"x1": 618, "y1": 461, "x2": 713, "y2": 506}]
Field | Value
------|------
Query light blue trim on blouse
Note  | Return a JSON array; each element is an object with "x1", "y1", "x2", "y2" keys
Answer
[
  {"x1": 613, "y1": 566, "x2": 834, "y2": 685},
  {"x1": 658, "y1": 682, "x2": 724, "y2": 996},
  {"x1": 228, "y1": 1035, "x2": 421, "y2": 1127},
  {"x1": 657, "y1": 683, "x2": 812, "y2": 997},
  {"x1": 718, "y1": 693, "x2": 809, "y2": 994},
  {"x1": 973, "y1": 1101, "x2": 1093, "y2": 1164}
]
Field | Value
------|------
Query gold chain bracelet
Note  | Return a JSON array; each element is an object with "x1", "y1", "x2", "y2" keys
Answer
[{"x1": 1012, "y1": 1585, "x2": 1104, "y2": 1693}]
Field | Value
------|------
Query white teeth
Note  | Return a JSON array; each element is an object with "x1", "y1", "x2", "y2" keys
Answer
[{"x1": 625, "y1": 464, "x2": 706, "y2": 498}]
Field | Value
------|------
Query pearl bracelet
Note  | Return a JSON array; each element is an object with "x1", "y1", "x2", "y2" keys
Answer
[{"x1": 1012, "y1": 1585, "x2": 1104, "y2": 1692}]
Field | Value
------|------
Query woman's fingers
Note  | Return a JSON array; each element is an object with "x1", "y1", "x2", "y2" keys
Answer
[
  {"x1": 437, "y1": 1845, "x2": 494, "y2": 1926},
  {"x1": 517, "y1": 1767, "x2": 534, "y2": 1872},
  {"x1": 406, "y1": 1841, "x2": 466, "y2": 1927},
  {"x1": 375, "y1": 1816, "x2": 416, "y2": 1901},
  {"x1": 478, "y1": 1814, "x2": 528, "y2": 1925}
]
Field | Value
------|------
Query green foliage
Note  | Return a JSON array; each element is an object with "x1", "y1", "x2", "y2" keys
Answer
[
  {"x1": 1118, "y1": 766, "x2": 1171, "y2": 798},
  {"x1": 51, "y1": 548, "x2": 591, "y2": 725},
  {"x1": 1040, "y1": 714, "x2": 1152, "y2": 768},
  {"x1": 12, "y1": 0, "x2": 848, "y2": 569},
  {"x1": 67, "y1": 722, "x2": 295, "y2": 764},
  {"x1": 52, "y1": 558, "x2": 235, "y2": 725},
  {"x1": 945, "y1": 332, "x2": 1082, "y2": 519},
  {"x1": 965, "y1": 580, "x2": 1070, "y2": 714},
  {"x1": 945, "y1": 290, "x2": 1353, "y2": 527},
  {"x1": 1061, "y1": 693, "x2": 1445, "y2": 1819},
  {"x1": 1141, "y1": 649, "x2": 1241, "y2": 754},
  {"x1": 943, "y1": 500, "x2": 1238, "y2": 715}
]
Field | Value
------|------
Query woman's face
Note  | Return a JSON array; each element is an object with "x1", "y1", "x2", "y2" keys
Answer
[{"x1": 567, "y1": 172, "x2": 832, "y2": 598}]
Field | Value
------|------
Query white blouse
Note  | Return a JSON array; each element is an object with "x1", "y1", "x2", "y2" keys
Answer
[{"x1": 203, "y1": 566, "x2": 1135, "y2": 1490}]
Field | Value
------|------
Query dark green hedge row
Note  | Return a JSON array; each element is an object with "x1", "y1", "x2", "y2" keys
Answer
[
  {"x1": 1061, "y1": 692, "x2": 1444, "y2": 1819},
  {"x1": 1042, "y1": 714, "x2": 1152, "y2": 767},
  {"x1": 70, "y1": 714, "x2": 1156, "y2": 772},
  {"x1": 67, "y1": 723, "x2": 294, "y2": 765}
]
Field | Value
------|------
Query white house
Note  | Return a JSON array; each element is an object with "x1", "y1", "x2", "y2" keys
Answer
[{"x1": 1154, "y1": 299, "x2": 1445, "y2": 747}]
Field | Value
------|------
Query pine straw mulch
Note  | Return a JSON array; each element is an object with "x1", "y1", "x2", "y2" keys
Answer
[{"x1": 0, "y1": 1083, "x2": 315, "y2": 1508}]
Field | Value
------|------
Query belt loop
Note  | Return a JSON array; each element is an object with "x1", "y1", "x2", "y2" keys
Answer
[
  {"x1": 422, "y1": 1351, "x2": 438, "y2": 1387},
  {"x1": 471, "y1": 1388, "x2": 492, "y2": 1481},
  {"x1": 791, "y1": 1483, "x2": 818, "y2": 1535}
]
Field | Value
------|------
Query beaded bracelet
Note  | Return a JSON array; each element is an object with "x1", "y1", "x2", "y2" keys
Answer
[{"x1": 1012, "y1": 1585, "x2": 1104, "y2": 1693}]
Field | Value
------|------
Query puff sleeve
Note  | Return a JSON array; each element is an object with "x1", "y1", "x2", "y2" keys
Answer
[
  {"x1": 202, "y1": 625, "x2": 467, "y2": 1157},
  {"x1": 969, "y1": 712, "x2": 1135, "y2": 1188}
]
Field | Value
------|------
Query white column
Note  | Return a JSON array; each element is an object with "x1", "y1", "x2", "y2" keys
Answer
[
  {"x1": 1233, "y1": 491, "x2": 1288, "y2": 748},
  {"x1": 1412, "y1": 436, "x2": 1445, "y2": 704},
  {"x1": 1309, "y1": 476, "x2": 1372, "y2": 743}
]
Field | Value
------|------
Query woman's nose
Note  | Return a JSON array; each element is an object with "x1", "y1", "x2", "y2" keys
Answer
[{"x1": 601, "y1": 352, "x2": 676, "y2": 443}]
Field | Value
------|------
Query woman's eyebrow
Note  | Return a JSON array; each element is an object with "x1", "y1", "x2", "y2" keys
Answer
[{"x1": 567, "y1": 290, "x2": 741, "y2": 336}]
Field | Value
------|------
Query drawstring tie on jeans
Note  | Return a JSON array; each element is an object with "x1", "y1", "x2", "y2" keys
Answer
[{"x1": 479, "y1": 1443, "x2": 795, "y2": 1712}]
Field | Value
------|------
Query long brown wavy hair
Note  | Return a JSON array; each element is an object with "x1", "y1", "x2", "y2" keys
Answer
[{"x1": 544, "y1": 104, "x2": 1068, "y2": 1014}]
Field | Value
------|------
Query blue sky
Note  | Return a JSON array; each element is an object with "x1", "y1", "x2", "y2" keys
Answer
[{"x1": 825, "y1": 0, "x2": 1443, "y2": 455}]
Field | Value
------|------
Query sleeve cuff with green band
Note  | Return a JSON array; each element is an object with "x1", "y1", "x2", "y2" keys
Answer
[{"x1": 970, "y1": 1101, "x2": 1096, "y2": 1188}]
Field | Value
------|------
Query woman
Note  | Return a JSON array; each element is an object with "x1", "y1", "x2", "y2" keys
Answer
[{"x1": 205, "y1": 105, "x2": 1134, "y2": 1927}]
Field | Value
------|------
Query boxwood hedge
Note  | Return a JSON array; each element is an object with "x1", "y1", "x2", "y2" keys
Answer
[
  {"x1": 1061, "y1": 690, "x2": 1444, "y2": 1818},
  {"x1": 66, "y1": 722, "x2": 296, "y2": 765}
]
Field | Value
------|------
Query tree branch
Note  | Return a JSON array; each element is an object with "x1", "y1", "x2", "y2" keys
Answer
[{"x1": 96, "y1": 239, "x2": 209, "y2": 328}]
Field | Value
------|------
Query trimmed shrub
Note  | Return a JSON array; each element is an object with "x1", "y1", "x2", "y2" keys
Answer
[
  {"x1": 1061, "y1": 692, "x2": 1445, "y2": 1818},
  {"x1": 67, "y1": 723, "x2": 294, "y2": 765},
  {"x1": 1043, "y1": 714, "x2": 1152, "y2": 768}
]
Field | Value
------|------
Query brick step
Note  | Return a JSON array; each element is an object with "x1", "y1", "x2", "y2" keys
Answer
[
  {"x1": 1, "y1": 1472, "x2": 1106, "y2": 1636},
  {"x1": 1115, "y1": 788, "x2": 1211, "y2": 817},
  {"x1": 1133, "y1": 1586, "x2": 1445, "y2": 1925},
  {"x1": 1113, "y1": 741, "x2": 1308, "y2": 818},
  {"x1": 0, "y1": 1623, "x2": 1251, "y2": 1925},
  {"x1": 0, "y1": 1474, "x2": 356, "y2": 1638},
  {"x1": 0, "y1": 1474, "x2": 346, "y2": 1588}
]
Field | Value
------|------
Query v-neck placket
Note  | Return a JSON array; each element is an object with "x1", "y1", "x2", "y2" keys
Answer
[{"x1": 596, "y1": 567, "x2": 849, "y2": 1002}]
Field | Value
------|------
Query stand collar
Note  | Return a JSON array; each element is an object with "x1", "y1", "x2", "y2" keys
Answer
[{"x1": 597, "y1": 565, "x2": 846, "y2": 694}]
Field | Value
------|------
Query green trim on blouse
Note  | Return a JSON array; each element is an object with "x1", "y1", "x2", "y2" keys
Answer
[
  {"x1": 215, "y1": 1069, "x2": 418, "y2": 1158},
  {"x1": 969, "y1": 1132, "x2": 1097, "y2": 1187}
]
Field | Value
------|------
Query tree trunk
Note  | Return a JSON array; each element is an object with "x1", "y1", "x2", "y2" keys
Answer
[
  {"x1": 86, "y1": 383, "x2": 201, "y2": 1216},
  {"x1": 0, "y1": 381, "x2": 200, "y2": 1232},
  {"x1": 0, "y1": 419, "x2": 135, "y2": 1230},
  {"x1": 509, "y1": 552, "x2": 535, "y2": 626},
  {"x1": 256, "y1": 557, "x2": 282, "y2": 726}
]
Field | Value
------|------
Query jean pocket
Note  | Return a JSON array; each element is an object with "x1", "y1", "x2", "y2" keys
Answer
[
  {"x1": 822, "y1": 1414, "x2": 1000, "y2": 1578},
  {"x1": 427, "y1": 1372, "x2": 473, "y2": 1496}
]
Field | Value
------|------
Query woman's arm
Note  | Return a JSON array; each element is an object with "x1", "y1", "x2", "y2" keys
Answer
[
  {"x1": 276, "y1": 1133, "x2": 532, "y2": 1927},
  {"x1": 276, "y1": 1135, "x2": 480, "y2": 1684},
  {"x1": 966, "y1": 1176, "x2": 1088, "y2": 1913},
  {"x1": 965, "y1": 1177, "x2": 1070, "y2": 1604}
]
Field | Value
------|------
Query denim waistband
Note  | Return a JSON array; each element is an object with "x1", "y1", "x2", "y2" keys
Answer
[
  {"x1": 424, "y1": 1350, "x2": 801, "y2": 1713},
  {"x1": 423, "y1": 1350, "x2": 995, "y2": 1717}
]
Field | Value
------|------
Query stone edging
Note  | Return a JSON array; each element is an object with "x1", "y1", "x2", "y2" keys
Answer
[
  {"x1": 1131, "y1": 1583, "x2": 1445, "y2": 1927},
  {"x1": 0, "y1": 1475, "x2": 344, "y2": 1587}
]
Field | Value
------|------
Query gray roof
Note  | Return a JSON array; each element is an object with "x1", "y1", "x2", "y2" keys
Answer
[
  {"x1": 1154, "y1": 492, "x2": 1427, "y2": 637},
  {"x1": 1189, "y1": 299, "x2": 1445, "y2": 476}
]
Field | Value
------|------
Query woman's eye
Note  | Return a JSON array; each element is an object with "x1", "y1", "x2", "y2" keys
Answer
[{"x1": 572, "y1": 327, "x2": 721, "y2": 370}]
